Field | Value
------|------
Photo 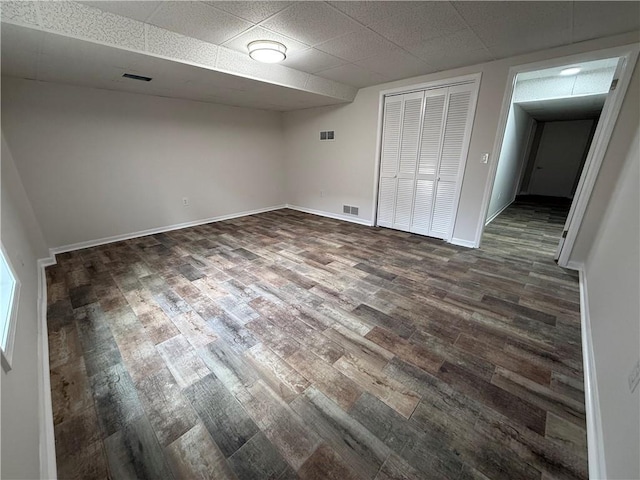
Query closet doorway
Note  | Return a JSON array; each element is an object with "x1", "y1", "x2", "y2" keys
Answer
[{"x1": 374, "y1": 74, "x2": 481, "y2": 241}]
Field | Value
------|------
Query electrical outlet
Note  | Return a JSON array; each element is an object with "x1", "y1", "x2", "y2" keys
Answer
[
  {"x1": 629, "y1": 359, "x2": 640, "y2": 394},
  {"x1": 481, "y1": 153, "x2": 489, "y2": 164},
  {"x1": 182, "y1": 197, "x2": 189, "y2": 207}
]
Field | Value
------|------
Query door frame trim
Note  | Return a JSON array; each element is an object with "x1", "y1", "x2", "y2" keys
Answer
[
  {"x1": 371, "y1": 72, "x2": 483, "y2": 236},
  {"x1": 475, "y1": 43, "x2": 639, "y2": 266}
]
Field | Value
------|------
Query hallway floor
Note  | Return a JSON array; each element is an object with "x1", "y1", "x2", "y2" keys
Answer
[{"x1": 46, "y1": 204, "x2": 586, "y2": 480}]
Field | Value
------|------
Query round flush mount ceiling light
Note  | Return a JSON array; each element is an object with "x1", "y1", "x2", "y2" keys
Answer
[
  {"x1": 248, "y1": 40, "x2": 287, "y2": 63},
  {"x1": 560, "y1": 67, "x2": 581, "y2": 76}
]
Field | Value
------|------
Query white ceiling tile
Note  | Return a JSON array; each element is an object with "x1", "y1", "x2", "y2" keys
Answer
[
  {"x1": 573, "y1": 1, "x2": 640, "y2": 43},
  {"x1": 206, "y1": 1, "x2": 292, "y2": 23},
  {"x1": 0, "y1": 1, "x2": 39, "y2": 26},
  {"x1": 407, "y1": 29, "x2": 486, "y2": 64},
  {"x1": 315, "y1": 27, "x2": 398, "y2": 62},
  {"x1": 282, "y1": 48, "x2": 346, "y2": 74},
  {"x1": 355, "y1": 49, "x2": 434, "y2": 80},
  {"x1": 452, "y1": 1, "x2": 570, "y2": 27},
  {"x1": 369, "y1": 2, "x2": 468, "y2": 49},
  {"x1": 429, "y1": 48, "x2": 494, "y2": 71},
  {"x1": 316, "y1": 63, "x2": 388, "y2": 88},
  {"x1": 147, "y1": 1, "x2": 253, "y2": 45},
  {"x1": 472, "y1": 5, "x2": 572, "y2": 57},
  {"x1": 77, "y1": 1, "x2": 162, "y2": 22},
  {"x1": 261, "y1": 2, "x2": 361, "y2": 46},
  {"x1": 146, "y1": 26, "x2": 218, "y2": 69},
  {"x1": 222, "y1": 26, "x2": 308, "y2": 56},
  {"x1": 328, "y1": 1, "x2": 418, "y2": 27}
]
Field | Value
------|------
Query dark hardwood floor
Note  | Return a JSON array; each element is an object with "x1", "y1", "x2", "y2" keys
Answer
[{"x1": 46, "y1": 199, "x2": 586, "y2": 480}]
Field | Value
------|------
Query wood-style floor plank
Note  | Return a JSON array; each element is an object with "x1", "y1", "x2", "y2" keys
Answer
[{"x1": 48, "y1": 199, "x2": 587, "y2": 479}]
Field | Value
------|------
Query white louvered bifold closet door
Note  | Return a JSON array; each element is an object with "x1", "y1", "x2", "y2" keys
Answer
[
  {"x1": 411, "y1": 88, "x2": 447, "y2": 235},
  {"x1": 377, "y1": 81, "x2": 475, "y2": 241},
  {"x1": 377, "y1": 95, "x2": 403, "y2": 227},
  {"x1": 377, "y1": 91, "x2": 424, "y2": 231},
  {"x1": 429, "y1": 84, "x2": 474, "y2": 239}
]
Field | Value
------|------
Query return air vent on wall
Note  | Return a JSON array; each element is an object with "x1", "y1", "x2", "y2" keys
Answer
[
  {"x1": 320, "y1": 131, "x2": 335, "y2": 141},
  {"x1": 343, "y1": 205, "x2": 359, "y2": 216},
  {"x1": 122, "y1": 73, "x2": 152, "y2": 82}
]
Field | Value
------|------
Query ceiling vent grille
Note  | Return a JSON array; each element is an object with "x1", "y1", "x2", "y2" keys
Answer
[{"x1": 122, "y1": 73, "x2": 152, "y2": 82}]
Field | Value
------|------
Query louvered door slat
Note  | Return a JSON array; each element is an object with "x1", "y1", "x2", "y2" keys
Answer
[
  {"x1": 439, "y1": 90, "x2": 472, "y2": 178},
  {"x1": 380, "y1": 97, "x2": 402, "y2": 177},
  {"x1": 377, "y1": 177, "x2": 396, "y2": 227},
  {"x1": 418, "y1": 93, "x2": 446, "y2": 176},
  {"x1": 411, "y1": 179, "x2": 434, "y2": 234},
  {"x1": 398, "y1": 93, "x2": 424, "y2": 175},
  {"x1": 394, "y1": 178, "x2": 414, "y2": 228},
  {"x1": 430, "y1": 180, "x2": 457, "y2": 238}
]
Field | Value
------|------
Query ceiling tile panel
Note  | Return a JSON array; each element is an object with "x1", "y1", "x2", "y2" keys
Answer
[
  {"x1": 147, "y1": 1, "x2": 252, "y2": 45},
  {"x1": 472, "y1": 5, "x2": 572, "y2": 58},
  {"x1": 355, "y1": 49, "x2": 435, "y2": 80},
  {"x1": 573, "y1": 1, "x2": 640, "y2": 42},
  {"x1": 282, "y1": 48, "x2": 347, "y2": 74},
  {"x1": 316, "y1": 63, "x2": 389, "y2": 88},
  {"x1": 260, "y1": 2, "x2": 361, "y2": 46},
  {"x1": 78, "y1": 1, "x2": 161, "y2": 22},
  {"x1": 206, "y1": 1, "x2": 292, "y2": 23},
  {"x1": 147, "y1": 25, "x2": 218, "y2": 69},
  {"x1": 369, "y1": 2, "x2": 468, "y2": 49},
  {"x1": 408, "y1": 29, "x2": 487, "y2": 63},
  {"x1": 452, "y1": 1, "x2": 570, "y2": 27},
  {"x1": 315, "y1": 27, "x2": 398, "y2": 62},
  {"x1": 328, "y1": 1, "x2": 418, "y2": 27},
  {"x1": 222, "y1": 26, "x2": 308, "y2": 56}
]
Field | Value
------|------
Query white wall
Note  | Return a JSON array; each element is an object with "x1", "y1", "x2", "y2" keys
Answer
[
  {"x1": 282, "y1": 32, "x2": 639, "y2": 248},
  {"x1": 583, "y1": 126, "x2": 639, "y2": 480},
  {"x1": 1, "y1": 77, "x2": 286, "y2": 249},
  {"x1": 1, "y1": 133, "x2": 49, "y2": 479},
  {"x1": 572, "y1": 59, "x2": 640, "y2": 263},
  {"x1": 487, "y1": 104, "x2": 533, "y2": 220},
  {"x1": 527, "y1": 119, "x2": 594, "y2": 197}
]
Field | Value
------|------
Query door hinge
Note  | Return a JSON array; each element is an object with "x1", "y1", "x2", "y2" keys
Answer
[
  {"x1": 562, "y1": 231, "x2": 568, "y2": 238},
  {"x1": 610, "y1": 79, "x2": 618, "y2": 91}
]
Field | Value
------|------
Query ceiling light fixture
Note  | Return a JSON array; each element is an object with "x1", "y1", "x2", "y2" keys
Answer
[
  {"x1": 248, "y1": 40, "x2": 287, "y2": 63},
  {"x1": 560, "y1": 67, "x2": 581, "y2": 76}
]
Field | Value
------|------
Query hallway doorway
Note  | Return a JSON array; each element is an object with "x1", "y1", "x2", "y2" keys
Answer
[{"x1": 482, "y1": 56, "x2": 619, "y2": 261}]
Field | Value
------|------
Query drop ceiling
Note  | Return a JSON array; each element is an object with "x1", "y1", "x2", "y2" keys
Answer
[
  {"x1": 2, "y1": 1, "x2": 639, "y2": 111},
  {"x1": 517, "y1": 94, "x2": 607, "y2": 121}
]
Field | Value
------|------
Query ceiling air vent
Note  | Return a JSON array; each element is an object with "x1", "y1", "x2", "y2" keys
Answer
[{"x1": 122, "y1": 73, "x2": 152, "y2": 82}]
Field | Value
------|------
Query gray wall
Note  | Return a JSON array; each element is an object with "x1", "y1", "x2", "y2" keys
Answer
[
  {"x1": 487, "y1": 104, "x2": 533, "y2": 220},
  {"x1": 1, "y1": 133, "x2": 48, "y2": 479},
  {"x1": 526, "y1": 119, "x2": 595, "y2": 198},
  {"x1": 583, "y1": 125, "x2": 639, "y2": 479},
  {"x1": 1, "y1": 78, "x2": 287, "y2": 249}
]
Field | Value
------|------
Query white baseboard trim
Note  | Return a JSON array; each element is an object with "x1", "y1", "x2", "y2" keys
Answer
[
  {"x1": 565, "y1": 260, "x2": 583, "y2": 271},
  {"x1": 450, "y1": 237, "x2": 477, "y2": 248},
  {"x1": 49, "y1": 205, "x2": 287, "y2": 255},
  {"x1": 577, "y1": 265, "x2": 607, "y2": 480},
  {"x1": 285, "y1": 204, "x2": 374, "y2": 227},
  {"x1": 37, "y1": 257, "x2": 57, "y2": 480},
  {"x1": 485, "y1": 199, "x2": 514, "y2": 226}
]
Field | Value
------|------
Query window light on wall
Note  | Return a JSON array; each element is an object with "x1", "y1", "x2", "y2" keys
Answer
[{"x1": 0, "y1": 245, "x2": 20, "y2": 371}]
